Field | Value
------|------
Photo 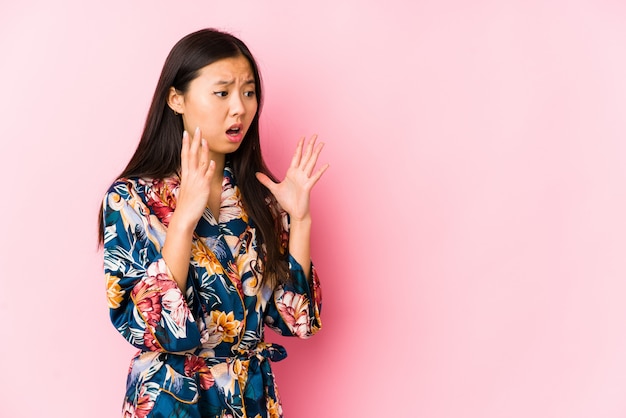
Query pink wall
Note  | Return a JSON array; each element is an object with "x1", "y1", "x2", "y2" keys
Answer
[{"x1": 2, "y1": 0, "x2": 626, "y2": 417}]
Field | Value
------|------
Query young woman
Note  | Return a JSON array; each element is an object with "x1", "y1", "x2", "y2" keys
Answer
[{"x1": 99, "y1": 28, "x2": 328, "y2": 418}]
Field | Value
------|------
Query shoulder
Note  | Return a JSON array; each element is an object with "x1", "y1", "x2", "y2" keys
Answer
[
  {"x1": 106, "y1": 177, "x2": 146, "y2": 192},
  {"x1": 101, "y1": 178, "x2": 143, "y2": 212},
  {"x1": 103, "y1": 178, "x2": 144, "y2": 202}
]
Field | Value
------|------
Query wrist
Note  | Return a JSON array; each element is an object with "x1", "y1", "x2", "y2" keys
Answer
[
  {"x1": 169, "y1": 211, "x2": 198, "y2": 235},
  {"x1": 289, "y1": 215, "x2": 312, "y2": 226}
]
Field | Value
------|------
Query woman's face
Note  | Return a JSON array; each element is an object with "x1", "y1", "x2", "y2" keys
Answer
[{"x1": 170, "y1": 55, "x2": 258, "y2": 157}]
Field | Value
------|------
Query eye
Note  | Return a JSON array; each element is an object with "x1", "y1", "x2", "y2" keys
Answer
[
  {"x1": 213, "y1": 91, "x2": 228, "y2": 97},
  {"x1": 243, "y1": 91, "x2": 256, "y2": 98}
]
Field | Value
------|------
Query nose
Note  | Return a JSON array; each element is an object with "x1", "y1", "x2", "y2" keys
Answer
[{"x1": 229, "y1": 92, "x2": 245, "y2": 117}]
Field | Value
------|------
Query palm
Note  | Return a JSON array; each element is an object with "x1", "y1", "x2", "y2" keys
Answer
[{"x1": 256, "y1": 136, "x2": 329, "y2": 221}]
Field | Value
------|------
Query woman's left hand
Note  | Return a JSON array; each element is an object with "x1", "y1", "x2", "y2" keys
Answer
[{"x1": 256, "y1": 135, "x2": 329, "y2": 221}]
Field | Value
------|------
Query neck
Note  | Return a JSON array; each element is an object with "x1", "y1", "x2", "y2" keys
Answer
[{"x1": 209, "y1": 151, "x2": 226, "y2": 176}]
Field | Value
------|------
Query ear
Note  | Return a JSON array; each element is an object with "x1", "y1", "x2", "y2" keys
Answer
[{"x1": 167, "y1": 87, "x2": 185, "y2": 114}]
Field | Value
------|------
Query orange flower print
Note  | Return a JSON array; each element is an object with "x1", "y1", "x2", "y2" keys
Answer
[
  {"x1": 191, "y1": 241, "x2": 211, "y2": 268},
  {"x1": 106, "y1": 273, "x2": 125, "y2": 309},
  {"x1": 232, "y1": 358, "x2": 249, "y2": 386},
  {"x1": 192, "y1": 241, "x2": 225, "y2": 274},
  {"x1": 266, "y1": 397, "x2": 283, "y2": 418},
  {"x1": 207, "y1": 311, "x2": 241, "y2": 344}
]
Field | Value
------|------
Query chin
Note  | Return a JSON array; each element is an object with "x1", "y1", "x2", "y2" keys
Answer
[{"x1": 219, "y1": 142, "x2": 244, "y2": 156}]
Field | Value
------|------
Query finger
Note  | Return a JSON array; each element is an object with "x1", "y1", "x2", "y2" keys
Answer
[
  {"x1": 300, "y1": 135, "x2": 317, "y2": 167},
  {"x1": 304, "y1": 141, "x2": 325, "y2": 177},
  {"x1": 289, "y1": 137, "x2": 305, "y2": 169},
  {"x1": 199, "y1": 138, "x2": 209, "y2": 171},
  {"x1": 255, "y1": 172, "x2": 277, "y2": 192},
  {"x1": 189, "y1": 126, "x2": 202, "y2": 169},
  {"x1": 205, "y1": 159, "x2": 216, "y2": 181},
  {"x1": 308, "y1": 162, "x2": 330, "y2": 185},
  {"x1": 180, "y1": 130, "x2": 190, "y2": 175}
]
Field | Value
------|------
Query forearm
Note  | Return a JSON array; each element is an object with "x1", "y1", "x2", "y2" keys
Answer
[
  {"x1": 288, "y1": 216, "x2": 312, "y2": 279},
  {"x1": 162, "y1": 213, "x2": 196, "y2": 291}
]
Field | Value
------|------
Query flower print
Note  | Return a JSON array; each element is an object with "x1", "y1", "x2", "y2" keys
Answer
[
  {"x1": 184, "y1": 355, "x2": 215, "y2": 390},
  {"x1": 198, "y1": 369, "x2": 215, "y2": 391},
  {"x1": 135, "y1": 390, "x2": 155, "y2": 418},
  {"x1": 133, "y1": 279, "x2": 162, "y2": 327},
  {"x1": 162, "y1": 287, "x2": 188, "y2": 329},
  {"x1": 220, "y1": 183, "x2": 247, "y2": 223},
  {"x1": 198, "y1": 320, "x2": 209, "y2": 343},
  {"x1": 141, "y1": 178, "x2": 177, "y2": 226},
  {"x1": 131, "y1": 259, "x2": 193, "y2": 347},
  {"x1": 191, "y1": 241, "x2": 211, "y2": 268},
  {"x1": 106, "y1": 273, "x2": 125, "y2": 309},
  {"x1": 207, "y1": 311, "x2": 241, "y2": 344},
  {"x1": 232, "y1": 358, "x2": 249, "y2": 386},
  {"x1": 311, "y1": 267, "x2": 322, "y2": 307},
  {"x1": 192, "y1": 240, "x2": 225, "y2": 274},
  {"x1": 122, "y1": 401, "x2": 136, "y2": 418},
  {"x1": 143, "y1": 332, "x2": 162, "y2": 351},
  {"x1": 205, "y1": 236, "x2": 229, "y2": 260},
  {"x1": 275, "y1": 291, "x2": 310, "y2": 338},
  {"x1": 203, "y1": 334, "x2": 222, "y2": 350},
  {"x1": 200, "y1": 312, "x2": 223, "y2": 349},
  {"x1": 226, "y1": 261, "x2": 243, "y2": 295},
  {"x1": 210, "y1": 362, "x2": 237, "y2": 397},
  {"x1": 121, "y1": 384, "x2": 156, "y2": 418},
  {"x1": 146, "y1": 257, "x2": 173, "y2": 282},
  {"x1": 266, "y1": 397, "x2": 283, "y2": 418}
]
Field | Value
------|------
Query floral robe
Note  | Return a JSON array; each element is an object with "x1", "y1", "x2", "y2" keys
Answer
[{"x1": 102, "y1": 167, "x2": 322, "y2": 418}]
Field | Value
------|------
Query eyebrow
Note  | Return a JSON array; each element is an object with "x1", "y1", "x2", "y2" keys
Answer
[{"x1": 213, "y1": 79, "x2": 256, "y2": 86}]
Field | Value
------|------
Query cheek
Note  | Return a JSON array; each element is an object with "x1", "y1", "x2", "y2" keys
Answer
[{"x1": 248, "y1": 103, "x2": 259, "y2": 120}]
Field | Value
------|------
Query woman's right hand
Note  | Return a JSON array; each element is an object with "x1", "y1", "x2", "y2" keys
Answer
[
  {"x1": 175, "y1": 127, "x2": 215, "y2": 228},
  {"x1": 162, "y1": 127, "x2": 215, "y2": 290}
]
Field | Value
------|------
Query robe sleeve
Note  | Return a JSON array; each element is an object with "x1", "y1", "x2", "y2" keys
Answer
[
  {"x1": 264, "y1": 255, "x2": 323, "y2": 338},
  {"x1": 102, "y1": 180, "x2": 201, "y2": 353}
]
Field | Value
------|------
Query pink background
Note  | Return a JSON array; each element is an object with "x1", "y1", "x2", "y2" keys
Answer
[{"x1": 1, "y1": 1, "x2": 626, "y2": 417}]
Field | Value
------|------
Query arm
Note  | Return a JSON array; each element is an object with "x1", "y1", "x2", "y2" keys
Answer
[
  {"x1": 162, "y1": 128, "x2": 216, "y2": 291},
  {"x1": 287, "y1": 217, "x2": 312, "y2": 279},
  {"x1": 256, "y1": 135, "x2": 329, "y2": 280},
  {"x1": 256, "y1": 135, "x2": 328, "y2": 338},
  {"x1": 103, "y1": 128, "x2": 215, "y2": 352},
  {"x1": 103, "y1": 181, "x2": 201, "y2": 352}
]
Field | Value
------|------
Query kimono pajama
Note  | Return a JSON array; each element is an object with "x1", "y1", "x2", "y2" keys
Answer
[{"x1": 102, "y1": 167, "x2": 322, "y2": 418}]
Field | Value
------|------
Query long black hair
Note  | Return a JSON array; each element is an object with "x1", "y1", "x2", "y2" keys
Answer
[{"x1": 99, "y1": 28, "x2": 289, "y2": 285}]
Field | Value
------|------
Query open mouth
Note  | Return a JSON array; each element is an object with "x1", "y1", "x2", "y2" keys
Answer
[{"x1": 225, "y1": 124, "x2": 244, "y2": 142}]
